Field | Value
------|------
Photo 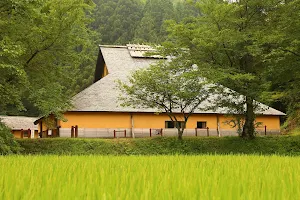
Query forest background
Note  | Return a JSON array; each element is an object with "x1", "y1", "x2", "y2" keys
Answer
[{"x1": 0, "y1": 0, "x2": 299, "y2": 132}]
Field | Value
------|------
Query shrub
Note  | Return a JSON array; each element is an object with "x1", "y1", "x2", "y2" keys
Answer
[
  {"x1": 282, "y1": 110, "x2": 300, "y2": 134},
  {"x1": 17, "y1": 136, "x2": 300, "y2": 156},
  {"x1": 0, "y1": 122, "x2": 22, "y2": 155}
]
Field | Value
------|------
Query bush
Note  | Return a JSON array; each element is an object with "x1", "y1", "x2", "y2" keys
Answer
[
  {"x1": 0, "y1": 122, "x2": 22, "y2": 155},
  {"x1": 282, "y1": 110, "x2": 300, "y2": 134},
  {"x1": 17, "y1": 135, "x2": 300, "y2": 156}
]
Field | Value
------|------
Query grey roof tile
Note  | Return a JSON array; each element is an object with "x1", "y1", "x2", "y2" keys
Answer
[
  {"x1": 71, "y1": 45, "x2": 286, "y2": 116},
  {"x1": 0, "y1": 116, "x2": 38, "y2": 130}
]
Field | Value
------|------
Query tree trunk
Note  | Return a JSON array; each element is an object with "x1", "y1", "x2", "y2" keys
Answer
[
  {"x1": 242, "y1": 96, "x2": 255, "y2": 138},
  {"x1": 177, "y1": 128, "x2": 183, "y2": 140}
]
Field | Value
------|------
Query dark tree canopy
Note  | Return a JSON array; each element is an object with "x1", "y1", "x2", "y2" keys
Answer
[{"x1": 162, "y1": 0, "x2": 300, "y2": 136}]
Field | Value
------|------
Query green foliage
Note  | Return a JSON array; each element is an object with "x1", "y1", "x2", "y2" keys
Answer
[
  {"x1": 134, "y1": 0, "x2": 201, "y2": 43},
  {"x1": 0, "y1": 122, "x2": 22, "y2": 155},
  {"x1": 17, "y1": 136, "x2": 300, "y2": 155},
  {"x1": 0, "y1": 0, "x2": 98, "y2": 117},
  {"x1": 134, "y1": 13, "x2": 158, "y2": 43},
  {"x1": 92, "y1": 0, "x2": 143, "y2": 44},
  {"x1": 162, "y1": 0, "x2": 298, "y2": 138},
  {"x1": 134, "y1": 0, "x2": 175, "y2": 43},
  {"x1": 261, "y1": 0, "x2": 300, "y2": 131},
  {"x1": 92, "y1": 0, "x2": 198, "y2": 44},
  {"x1": 282, "y1": 110, "x2": 300, "y2": 133},
  {"x1": 289, "y1": 128, "x2": 300, "y2": 136}
]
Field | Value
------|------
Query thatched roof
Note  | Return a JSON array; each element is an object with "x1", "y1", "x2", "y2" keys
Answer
[
  {"x1": 71, "y1": 45, "x2": 285, "y2": 116},
  {"x1": 0, "y1": 116, "x2": 38, "y2": 130}
]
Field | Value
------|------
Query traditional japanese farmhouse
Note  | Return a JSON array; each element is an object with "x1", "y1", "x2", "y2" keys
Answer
[{"x1": 35, "y1": 44, "x2": 285, "y2": 138}]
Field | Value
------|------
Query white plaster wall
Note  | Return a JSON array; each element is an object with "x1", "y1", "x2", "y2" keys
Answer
[{"x1": 58, "y1": 128, "x2": 279, "y2": 138}]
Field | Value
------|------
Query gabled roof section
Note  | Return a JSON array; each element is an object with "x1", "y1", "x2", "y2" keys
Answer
[
  {"x1": 0, "y1": 116, "x2": 38, "y2": 130},
  {"x1": 71, "y1": 44, "x2": 286, "y2": 116},
  {"x1": 71, "y1": 45, "x2": 156, "y2": 112},
  {"x1": 94, "y1": 48, "x2": 106, "y2": 83}
]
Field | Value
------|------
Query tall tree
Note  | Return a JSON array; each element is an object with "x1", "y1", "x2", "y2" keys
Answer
[
  {"x1": 92, "y1": 0, "x2": 143, "y2": 44},
  {"x1": 173, "y1": 0, "x2": 200, "y2": 22},
  {"x1": 164, "y1": 0, "x2": 283, "y2": 138},
  {"x1": 134, "y1": 0, "x2": 175, "y2": 43},
  {"x1": 0, "y1": 0, "x2": 97, "y2": 117},
  {"x1": 262, "y1": 0, "x2": 300, "y2": 131},
  {"x1": 134, "y1": 13, "x2": 158, "y2": 43},
  {"x1": 119, "y1": 56, "x2": 214, "y2": 140}
]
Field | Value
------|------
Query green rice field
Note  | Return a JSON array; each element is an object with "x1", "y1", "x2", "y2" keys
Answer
[{"x1": 1, "y1": 155, "x2": 299, "y2": 199}]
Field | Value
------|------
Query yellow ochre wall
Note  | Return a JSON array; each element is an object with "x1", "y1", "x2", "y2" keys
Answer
[
  {"x1": 59, "y1": 112, "x2": 280, "y2": 130},
  {"x1": 61, "y1": 112, "x2": 131, "y2": 128},
  {"x1": 132, "y1": 113, "x2": 218, "y2": 129},
  {"x1": 103, "y1": 64, "x2": 108, "y2": 77},
  {"x1": 256, "y1": 115, "x2": 280, "y2": 130},
  {"x1": 12, "y1": 130, "x2": 22, "y2": 138}
]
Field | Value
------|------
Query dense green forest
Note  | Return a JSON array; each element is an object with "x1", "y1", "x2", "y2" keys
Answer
[
  {"x1": 92, "y1": 0, "x2": 199, "y2": 44},
  {"x1": 0, "y1": 0, "x2": 299, "y2": 132}
]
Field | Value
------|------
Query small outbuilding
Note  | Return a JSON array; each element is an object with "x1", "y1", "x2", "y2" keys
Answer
[{"x1": 0, "y1": 116, "x2": 38, "y2": 138}]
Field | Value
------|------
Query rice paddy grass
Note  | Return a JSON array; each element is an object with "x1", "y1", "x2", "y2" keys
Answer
[{"x1": 0, "y1": 155, "x2": 299, "y2": 199}]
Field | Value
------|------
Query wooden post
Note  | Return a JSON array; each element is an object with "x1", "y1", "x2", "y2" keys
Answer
[
  {"x1": 28, "y1": 129, "x2": 31, "y2": 139},
  {"x1": 207, "y1": 127, "x2": 209, "y2": 137},
  {"x1": 113, "y1": 130, "x2": 116, "y2": 138},
  {"x1": 161, "y1": 128, "x2": 163, "y2": 137},
  {"x1": 39, "y1": 121, "x2": 43, "y2": 138},
  {"x1": 195, "y1": 128, "x2": 197, "y2": 137},
  {"x1": 130, "y1": 114, "x2": 135, "y2": 138},
  {"x1": 216, "y1": 114, "x2": 220, "y2": 137},
  {"x1": 75, "y1": 125, "x2": 78, "y2": 138},
  {"x1": 71, "y1": 126, "x2": 74, "y2": 138},
  {"x1": 150, "y1": 129, "x2": 152, "y2": 137},
  {"x1": 124, "y1": 129, "x2": 126, "y2": 138},
  {"x1": 265, "y1": 125, "x2": 267, "y2": 136},
  {"x1": 21, "y1": 129, "x2": 24, "y2": 139}
]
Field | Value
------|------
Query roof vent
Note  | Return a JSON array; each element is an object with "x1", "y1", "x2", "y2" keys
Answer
[{"x1": 126, "y1": 44, "x2": 163, "y2": 59}]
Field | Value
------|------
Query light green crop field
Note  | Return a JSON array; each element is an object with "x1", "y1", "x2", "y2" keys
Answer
[{"x1": 0, "y1": 155, "x2": 299, "y2": 200}]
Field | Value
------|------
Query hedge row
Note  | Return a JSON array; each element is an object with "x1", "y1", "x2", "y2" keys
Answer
[{"x1": 17, "y1": 135, "x2": 300, "y2": 156}]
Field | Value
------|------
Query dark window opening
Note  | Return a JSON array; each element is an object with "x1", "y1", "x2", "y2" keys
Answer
[
  {"x1": 165, "y1": 121, "x2": 185, "y2": 129},
  {"x1": 197, "y1": 121, "x2": 207, "y2": 129},
  {"x1": 165, "y1": 121, "x2": 175, "y2": 128},
  {"x1": 23, "y1": 131, "x2": 28, "y2": 137}
]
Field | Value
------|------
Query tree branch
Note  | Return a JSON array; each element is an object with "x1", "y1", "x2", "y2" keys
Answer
[
  {"x1": 25, "y1": 40, "x2": 56, "y2": 65},
  {"x1": 215, "y1": 21, "x2": 234, "y2": 67},
  {"x1": 281, "y1": 48, "x2": 300, "y2": 57}
]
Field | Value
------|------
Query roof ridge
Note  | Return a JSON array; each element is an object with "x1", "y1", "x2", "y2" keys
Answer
[
  {"x1": 99, "y1": 45, "x2": 127, "y2": 48},
  {"x1": 0, "y1": 115, "x2": 38, "y2": 118}
]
